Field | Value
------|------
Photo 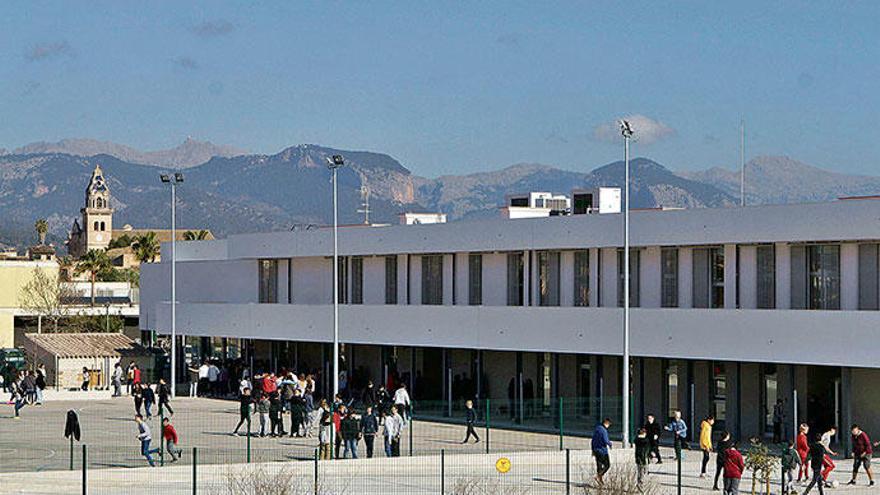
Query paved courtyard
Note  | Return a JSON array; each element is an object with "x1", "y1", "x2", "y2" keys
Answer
[{"x1": 0, "y1": 392, "x2": 875, "y2": 494}]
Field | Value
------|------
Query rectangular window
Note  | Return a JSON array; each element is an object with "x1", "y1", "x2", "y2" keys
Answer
[
  {"x1": 617, "y1": 249, "x2": 640, "y2": 307},
  {"x1": 711, "y1": 362, "x2": 727, "y2": 427},
  {"x1": 756, "y1": 245, "x2": 776, "y2": 309},
  {"x1": 694, "y1": 247, "x2": 724, "y2": 308},
  {"x1": 666, "y1": 363, "x2": 679, "y2": 418},
  {"x1": 258, "y1": 259, "x2": 278, "y2": 303},
  {"x1": 421, "y1": 255, "x2": 444, "y2": 305},
  {"x1": 710, "y1": 247, "x2": 725, "y2": 308},
  {"x1": 661, "y1": 248, "x2": 679, "y2": 308},
  {"x1": 573, "y1": 250, "x2": 590, "y2": 307},
  {"x1": 507, "y1": 252, "x2": 524, "y2": 306},
  {"x1": 538, "y1": 251, "x2": 561, "y2": 306},
  {"x1": 336, "y1": 257, "x2": 348, "y2": 304},
  {"x1": 468, "y1": 254, "x2": 482, "y2": 305},
  {"x1": 763, "y1": 364, "x2": 778, "y2": 435},
  {"x1": 351, "y1": 256, "x2": 363, "y2": 304},
  {"x1": 807, "y1": 244, "x2": 840, "y2": 310},
  {"x1": 385, "y1": 255, "x2": 398, "y2": 304},
  {"x1": 858, "y1": 244, "x2": 879, "y2": 310},
  {"x1": 287, "y1": 259, "x2": 293, "y2": 304}
]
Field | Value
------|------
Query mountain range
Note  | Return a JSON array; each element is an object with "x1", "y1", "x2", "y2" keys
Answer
[{"x1": 1, "y1": 139, "x2": 878, "y2": 251}]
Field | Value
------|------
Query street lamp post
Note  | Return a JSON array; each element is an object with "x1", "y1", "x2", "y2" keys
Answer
[
  {"x1": 325, "y1": 155, "x2": 345, "y2": 401},
  {"x1": 620, "y1": 120, "x2": 634, "y2": 447},
  {"x1": 160, "y1": 172, "x2": 184, "y2": 397}
]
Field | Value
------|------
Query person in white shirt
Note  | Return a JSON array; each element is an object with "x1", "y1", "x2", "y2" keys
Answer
[
  {"x1": 393, "y1": 383, "x2": 411, "y2": 424},
  {"x1": 197, "y1": 363, "x2": 210, "y2": 397}
]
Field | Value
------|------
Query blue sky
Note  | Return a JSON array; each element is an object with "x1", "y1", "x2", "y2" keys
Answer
[{"x1": 1, "y1": 2, "x2": 878, "y2": 176}]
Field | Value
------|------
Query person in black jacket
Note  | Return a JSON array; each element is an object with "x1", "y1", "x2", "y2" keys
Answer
[
  {"x1": 289, "y1": 390, "x2": 306, "y2": 437},
  {"x1": 644, "y1": 414, "x2": 663, "y2": 464},
  {"x1": 142, "y1": 383, "x2": 156, "y2": 419},
  {"x1": 232, "y1": 388, "x2": 253, "y2": 436},
  {"x1": 635, "y1": 427, "x2": 650, "y2": 487},
  {"x1": 157, "y1": 378, "x2": 173, "y2": 417},
  {"x1": 462, "y1": 400, "x2": 480, "y2": 444},
  {"x1": 362, "y1": 380, "x2": 377, "y2": 409},
  {"x1": 132, "y1": 383, "x2": 144, "y2": 416},
  {"x1": 713, "y1": 430, "x2": 732, "y2": 491},
  {"x1": 361, "y1": 406, "x2": 379, "y2": 458},
  {"x1": 803, "y1": 433, "x2": 827, "y2": 495}
]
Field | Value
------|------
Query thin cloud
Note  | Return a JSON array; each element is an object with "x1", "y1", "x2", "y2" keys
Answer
[
  {"x1": 191, "y1": 20, "x2": 235, "y2": 37},
  {"x1": 173, "y1": 56, "x2": 199, "y2": 71},
  {"x1": 25, "y1": 41, "x2": 74, "y2": 62},
  {"x1": 592, "y1": 114, "x2": 676, "y2": 145}
]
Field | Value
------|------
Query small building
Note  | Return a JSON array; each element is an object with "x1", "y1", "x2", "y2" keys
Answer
[
  {"x1": 21, "y1": 332, "x2": 156, "y2": 389},
  {"x1": 399, "y1": 212, "x2": 447, "y2": 225}
]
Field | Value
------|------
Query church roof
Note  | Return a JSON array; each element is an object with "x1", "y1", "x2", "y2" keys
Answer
[{"x1": 86, "y1": 164, "x2": 109, "y2": 195}]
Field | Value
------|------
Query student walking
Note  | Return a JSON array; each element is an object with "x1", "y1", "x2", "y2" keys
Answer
[
  {"x1": 803, "y1": 433, "x2": 828, "y2": 495},
  {"x1": 393, "y1": 384, "x2": 411, "y2": 424},
  {"x1": 634, "y1": 427, "x2": 650, "y2": 487},
  {"x1": 255, "y1": 393, "x2": 270, "y2": 437},
  {"x1": 781, "y1": 439, "x2": 802, "y2": 494},
  {"x1": 384, "y1": 405, "x2": 403, "y2": 457},
  {"x1": 34, "y1": 366, "x2": 46, "y2": 405},
  {"x1": 461, "y1": 400, "x2": 480, "y2": 444},
  {"x1": 773, "y1": 399, "x2": 786, "y2": 444},
  {"x1": 318, "y1": 400, "x2": 333, "y2": 460},
  {"x1": 797, "y1": 423, "x2": 811, "y2": 482},
  {"x1": 700, "y1": 415, "x2": 715, "y2": 478},
  {"x1": 361, "y1": 406, "x2": 379, "y2": 458},
  {"x1": 713, "y1": 431, "x2": 732, "y2": 491},
  {"x1": 232, "y1": 388, "x2": 253, "y2": 436},
  {"x1": 135, "y1": 414, "x2": 159, "y2": 467},
  {"x1": 132, "y1": 383, "x2": 144, "y2": 416},
  {"x1": 333, "y1": 404, "x2": 346, "y2": 459},
  {"x1": 847, "y1": 424, "x2": 875, "y2": 486},
  {"x1": 112, "y1": 363, "x2": 123, "y2": 397},
  {"x1": 12, "y1": 379, "x2": 26, "y2": 419},
  {"x1": 161, "y1": 418, "x2": 182, "y2": 462},
  {"x1": 819, "y1": 426, "x2": 837, "y2": 485},
  {"x1": 81, "y1": 367, "x2": 90, "y2": 391},
  {"x1": 644, "y1": 414, "x2": 663, "y2": 464},
  {"x1": 666, "y1": 410, "x2": 688, "y2": 461},
  {"x1": 269, "y1": 393, "x2": 285, "y2": 437},
  {"x1": 591, "y1": 418, "x2": 613, "y2": 487},
  {"x1": 142, "y1": 383, "x2": 155, "y2": 419},
  {"x1": 723, "y1": 443, "x2": 744, "y2": 495},
  {"x1": 341, "y1": 411, "x2": 361, "y2": 459},
  {"x1": 157, "y1": 379, "x2": 174, "y2": 417}
]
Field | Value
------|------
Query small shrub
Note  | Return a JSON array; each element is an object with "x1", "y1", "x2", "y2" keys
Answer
[
  {"x1": 224, "y1": 463, "x2": 348, "y2": 495},
  {"x1": 451, "y1": 476, "x2": 531, "y2": 495},
  {"x1": 577, "y1": 462, "x2": 660, "y2": 494}
]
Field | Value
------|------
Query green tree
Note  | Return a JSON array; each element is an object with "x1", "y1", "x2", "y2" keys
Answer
[
  {"x1": 34, "y1": 218, "x2": 49, "y2": 245},
  {"x1": 183, "y1": 229, "x2": 210, "y2": 241},
  {"x1": 132, "y1": 232, "x2": 160, "y2": 263},
  {"x1": 107, "y1": 233, "x2": 134, "y2": 249},
  {"x1": 74, "y1": 249, "x2": 111, "y2": 307}
]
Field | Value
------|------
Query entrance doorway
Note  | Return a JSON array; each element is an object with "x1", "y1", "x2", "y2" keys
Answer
[{"x1": 806, "y1": 366, "x2": 841, "y2": 433}]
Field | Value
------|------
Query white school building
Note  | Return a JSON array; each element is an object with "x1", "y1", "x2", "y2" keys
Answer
[{"x1": 140, "y1": 198, "x2": 880, "y2": 450}]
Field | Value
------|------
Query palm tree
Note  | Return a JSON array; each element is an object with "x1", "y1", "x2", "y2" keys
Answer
[
  {"x1": 56, "y1": 255, "x2": 74, "y2": 282},
  {"x1": 132, "y1": 232, "x2": 160, "y2": 263},
  {"x1": 75, "y1": 250, "x2": 111, "y2": 306},
  {"x1": 183, "y1": 230, "x2": 210, "y2": 241},
  {"x1": 35, "y1": 218, "x2": 49, "y2": 245}
]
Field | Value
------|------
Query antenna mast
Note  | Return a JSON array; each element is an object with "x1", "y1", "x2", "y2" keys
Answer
[
  {"x1": 357, "y1": 185, "x2": 371, "y2": 225},
  {"x1": 740, "y1": 119, "x2": 745, "y2": 207}
]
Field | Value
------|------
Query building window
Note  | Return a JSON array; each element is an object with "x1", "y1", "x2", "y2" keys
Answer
[
  {"x1": 756, "y1": 245, "x2": 776, "y2": 309},
  {"x1": 693, "y1": 247, "x2": 724, "y2": 308},
  {"x1": 666, "y1": 363, "x2": 679, "y2": 418},
  {"x1": 337, "y1": 257, "x2": 349, "y2": 304},
  {"x1": 711, "y1": 362, "x2": 727, "y2": 427},
  {"x1": 507, "y1": 252, "x2": 524, "y2": 306},
  {"x1": 617, "y1": 249, "x2": 640, "y2": 307},
  {"x1": 287, "y1": 259, "x2": 293, "y2": 304},
  {"x1": 258, "y1": 259, "x2": 278, "y2": 303},
  {"x1": 100, "y1": 221, "x2": 105, "y2": 231},
  {"x1": 807, "y1": 244, "x2": 840, "y2": 310},
  {"x1": 93, "y1": 221, "x2": 99, "y2": 231},
  {"x1": 538, "y1": 251, "x2": 560, "y2": 306},
  {"x1": 762, "y1": 364, "x2": 778, "y2": 436},
  {"x1": 573, "y1": 250, "x2": 590, "y2": 307},
  {"x1": 661, "y1": 248, "x2": 679, "y2": 308},
  {"x1": 421, "y1": 255, "x2": 444, "y2": 305},
  {"x1": 859, "y1": 244, "x2": 879, "y2": 310},
  {"x1": 385, "y1": 255, "x2": 398, "y2": 304},
  {"x1": 468, "y1": 254, "x2": 482, "y2": 305},
  {"x1": 351, "y1": 257, "x2": 363, "y2": 304}
]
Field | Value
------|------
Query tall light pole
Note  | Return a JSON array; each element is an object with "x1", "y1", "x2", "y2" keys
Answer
[
  {"x1": 326, "y1": 155, "x2": 345, "y2": 401},
  {"x1": 620, "y1": 120, "x2": 634, "y2": 447},
  {"x1": 160, "y1": 172, "x2": 183, "y2": 397}
]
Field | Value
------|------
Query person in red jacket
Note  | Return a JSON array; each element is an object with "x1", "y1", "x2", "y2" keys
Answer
[
  {"x1": 723, "y1": 444, "x2": 745, "y2": 495},
  {"x1": 162, "y1": 417, "x2": 182, "y2": 462},
  {"x1": 847, "y1": 424, "x2": 875, "y2": 487},
  {"x1": 797, "y1": 423, "x2": 811, "y2": 482}
]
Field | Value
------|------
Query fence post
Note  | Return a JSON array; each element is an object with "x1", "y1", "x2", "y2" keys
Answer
[
  {"x1": 677, "y1": 451, "x2": 682, "y2": 495},
  {"x1": 781, "y1": 457, "x2": 786, "y2": 495},
  {"x1": 559, "y1": 397, "x2": 564, "y2": 451},
  {"x1": 192, "y1": 447, "x2": 197, "y2": 495},
  {"x1": 313, "y1": 449, "x2": 319, "y2": 495},
  {"x1": 246, "y1": 416, "x2": 251, "y2": 463},
  {"x1": 159, "y1": 410, "x2": 165, "y2": 467},
  {"x1": 409, "y1": 402, "x2": 414, "y2": 457},
  {"x1": 485, "y1": 398, "x2": 490, "y2": 454},
  {"x1": 82, "y1": 444, "x2": 87, "y2": 495},
  {"x1": 441, "y1": 449, "x2": 445, "y2": 495},
  {"x1": 70, "y1": 436, "x2": 74, "y2": 471},
  {"x1": 565, "y1": 448, "x2": 571, "y2": 495}
]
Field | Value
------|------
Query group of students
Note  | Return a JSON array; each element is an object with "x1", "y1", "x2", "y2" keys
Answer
[
  {"x1": 784, "y1": 423, "x2": 876, "y2": 494},
  {"x1": 4, "y1": 366, "x2": 48, "y2": 418}
]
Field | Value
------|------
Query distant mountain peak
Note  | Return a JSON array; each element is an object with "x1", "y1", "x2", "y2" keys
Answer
[{"x1": 9, "y1": 137, "x2": 247, "y2": 168}]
